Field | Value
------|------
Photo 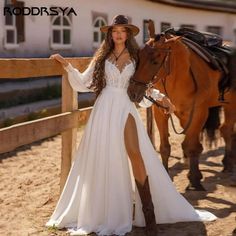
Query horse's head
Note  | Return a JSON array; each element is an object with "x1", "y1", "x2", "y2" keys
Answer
[{"x1": 127, "y1": 20, "x2": 180, "y2": 102}]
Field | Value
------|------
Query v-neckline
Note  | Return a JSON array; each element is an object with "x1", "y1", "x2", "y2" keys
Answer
[{"x1": 106, "y1": 59, "x2": 134, "y2": 75}]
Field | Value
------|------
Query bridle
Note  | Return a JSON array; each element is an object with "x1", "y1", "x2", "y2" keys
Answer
[{"x1": 130, "y1": 46, "x2": 171, "y2": 89}]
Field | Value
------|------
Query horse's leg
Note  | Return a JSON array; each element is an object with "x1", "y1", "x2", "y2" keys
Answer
[
  {"x1": 221, "y1": 96, "x2": 236, "y2": 173},
  {"x1": 153, "y1": 106, "x2": 170, "y2": 172},
  {"x1": 221, "y1": 123, "x2": 236, "y2": 174},
  {"x1": 231, "y1": 126, "x2": 236, "y2": 183},
  {"x1": 181, "y1": 108, "x2": 209, "y2": 191},
  {"x1": 220, "y1": 122, "x2": 233, "y2": 173}
]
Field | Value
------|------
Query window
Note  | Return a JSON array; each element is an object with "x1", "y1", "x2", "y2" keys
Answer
[
  {"x1": 4, "y1": 0, "x2": 25, "y2": 49},
  {"x1": 161, "y1": 22, "x2": 171, "y2": 33},
  {"x1": 51, "y1": 14, "x2": 72, "y2": 49},
  {"x1": 5, "y1": 7, "x2": 17, "y2": 45},
  {"x1": 93, "y1": 17, "x2": 106, "y2": 48},
  {"x1": 206, "y1": 26, "x2": 222, "y2": 36},
  {"x1": 143, "y1": 19, "x2": 150, "y2": 43},
  {"x1": 180, "y1": 24, "x2": 196, "y2": 30}
]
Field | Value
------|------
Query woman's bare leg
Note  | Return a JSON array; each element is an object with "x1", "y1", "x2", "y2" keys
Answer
[
  {"x1": 124, "y1": 113, "x2": 147, "y2": 185},
  {"x1": 124, "y1": 113, "x2": 157, "y2": 236}
]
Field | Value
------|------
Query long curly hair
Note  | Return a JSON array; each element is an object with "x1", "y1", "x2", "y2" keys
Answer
[{"x1": 88, "y1": 27, "x2": 139, "y2": 98}]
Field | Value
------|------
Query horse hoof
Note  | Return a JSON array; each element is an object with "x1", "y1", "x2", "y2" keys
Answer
[{"x1": 186, "y1": 184, "x2": 206, "y2": 191}]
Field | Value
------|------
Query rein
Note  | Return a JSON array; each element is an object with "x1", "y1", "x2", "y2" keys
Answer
[
  {"x1": 143, "y1": 54, "x2": 198, "y2": 135},
  {"x1": 143, "y1": 94, "x2": 188, "y2": 135},
  {"x1": 160, "y1": 67, "x2": 197, "y2": 135}
]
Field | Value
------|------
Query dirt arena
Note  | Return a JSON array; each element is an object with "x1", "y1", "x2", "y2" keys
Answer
[{"x1": 0, "y1": 108, "x2": 235, "y2": 236}]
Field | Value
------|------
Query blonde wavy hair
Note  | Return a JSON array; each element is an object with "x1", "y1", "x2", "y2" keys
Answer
[{"x1": 88, "y1": 27, "x2": 139, "y2": 98}]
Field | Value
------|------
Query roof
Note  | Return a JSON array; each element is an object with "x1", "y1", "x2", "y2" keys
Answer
[{"x1": 148, "y1": 0, "x2": 236, "y2": 14}]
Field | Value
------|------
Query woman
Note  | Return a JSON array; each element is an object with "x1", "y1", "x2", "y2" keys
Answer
[{"x1": 46, "y1": 15, "x2": 216, "y2": 236}]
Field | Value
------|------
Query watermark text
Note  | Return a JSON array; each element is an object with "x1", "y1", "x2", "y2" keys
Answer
[{"x1": 4, "y1": 7, "x2": 77, "y2": 16}]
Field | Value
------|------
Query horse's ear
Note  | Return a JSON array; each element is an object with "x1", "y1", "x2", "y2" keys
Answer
[
  {"x1": 148, "y1": 20, "x2": 155, "y2": 39},
  {"x1": 165, "y1": 33, "x2": 174, "y2": 40},
  {"x1": 166, "y1": 35, "x2": 182, "y2": 43},
  {"x1": 174, "y1": 36, "x2": 182, "y2": 41}
]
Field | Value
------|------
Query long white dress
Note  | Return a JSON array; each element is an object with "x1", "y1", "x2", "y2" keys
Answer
[{"x1": 46, "y1": 59, "x2": 216, "y2": 236}]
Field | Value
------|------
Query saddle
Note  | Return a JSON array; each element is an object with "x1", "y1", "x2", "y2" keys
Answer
[
  {"x1": 164, "y1": 27, "x2": 236, "y2": 100},
  {"x1": 165, "y1": 27, "x2": 223, "y2": 47}
]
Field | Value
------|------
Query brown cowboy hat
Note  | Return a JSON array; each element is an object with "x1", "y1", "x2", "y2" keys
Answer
[{"x1": 100, "y1": 15, "x2": 140, "y2": 36}]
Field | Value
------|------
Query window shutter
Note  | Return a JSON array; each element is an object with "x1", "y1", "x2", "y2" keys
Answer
[{"x1": 15, "y1": 1, "x2": 25, "y2": 43}]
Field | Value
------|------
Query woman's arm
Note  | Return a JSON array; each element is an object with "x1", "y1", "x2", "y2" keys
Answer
[
  {"x1": 50, "y1": 54, "x2": 95, "y2": 92},
  {"x1": 138, "y1": 88, "x2": 175, "y2": 114},
  {"x1": 138, "y1": 88, "x2": 165, "y2": 107}
]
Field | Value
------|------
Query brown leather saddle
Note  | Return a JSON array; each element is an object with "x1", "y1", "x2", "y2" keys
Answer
[{"x1": 164, "y1": 27, "x2": 236, "y2": 101}]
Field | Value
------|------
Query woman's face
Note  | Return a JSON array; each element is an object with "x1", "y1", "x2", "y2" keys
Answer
[{"x1": 111, "y1": 26, "x2": 128, "y2": 45}]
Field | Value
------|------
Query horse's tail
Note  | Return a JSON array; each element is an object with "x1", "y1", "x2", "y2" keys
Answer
[{"x1": 202, "y1": 106, "x2": 222, "y2": 146}]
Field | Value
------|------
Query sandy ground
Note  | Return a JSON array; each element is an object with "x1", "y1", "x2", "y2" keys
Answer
[{"x1": 0, "y1": 108, "x2": 236, "y2": 236}]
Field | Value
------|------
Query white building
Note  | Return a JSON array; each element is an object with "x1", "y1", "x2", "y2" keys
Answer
[{"x1": 0, "y1": 0, "x2": 236, "y2": 58}]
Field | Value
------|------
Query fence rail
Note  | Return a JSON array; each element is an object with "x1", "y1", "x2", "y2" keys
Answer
[{"x1": 0, "y1": 57, "x2": 93, "y2": 191}]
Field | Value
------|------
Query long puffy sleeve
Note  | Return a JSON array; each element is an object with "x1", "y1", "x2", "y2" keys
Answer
[
  {"x1": 63, "y1": 60, "x2": 95, "y2": 92},
  {"x1": 138, "y1": 88, "x2": 165, "y2": 108}
]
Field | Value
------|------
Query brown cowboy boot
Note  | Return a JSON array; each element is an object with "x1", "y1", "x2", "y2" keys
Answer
[{"x1": 135, "y1": 176, "x2": 158, "y2": 236}]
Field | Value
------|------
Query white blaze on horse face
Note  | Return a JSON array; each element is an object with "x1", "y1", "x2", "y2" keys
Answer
[{"x1": 112, "y1": 26, "x2": 128, "y2": 45}]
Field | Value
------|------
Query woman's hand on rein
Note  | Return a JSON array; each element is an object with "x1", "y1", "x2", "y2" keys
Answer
[
  {"x1": 50, "y1": 53, "x2": 69, "y2": 67},
  {"x1": 146, "y1": 87, "x2": 154, "y2": 97},
  {"x1": 162, "y1": 97, "x2": 176, "y2": 114}
]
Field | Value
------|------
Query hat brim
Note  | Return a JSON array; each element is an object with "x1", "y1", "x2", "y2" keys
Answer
[{"x1": 100, "y1": 24, "x2": 140, "y2": 36}]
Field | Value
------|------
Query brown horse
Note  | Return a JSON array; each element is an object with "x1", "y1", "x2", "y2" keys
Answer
[{"x1": 128, "y1": 20, "x2": 236, "y2": 191}]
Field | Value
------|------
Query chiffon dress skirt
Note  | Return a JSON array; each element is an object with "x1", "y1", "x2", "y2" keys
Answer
[{"x1": 46, "y1": 59, "x2": 217, "y2": 235}]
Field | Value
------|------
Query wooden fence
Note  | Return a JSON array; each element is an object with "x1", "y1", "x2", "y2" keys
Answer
[
  {"x1": 0, "y1": 57, "x2": 154, "y2": 192},
  {"x1": 0, "y1": 57, "x2": 95, "y2": 192}
]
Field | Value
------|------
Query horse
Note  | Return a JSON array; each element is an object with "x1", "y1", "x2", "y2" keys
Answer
[{"x1": 127, "y1": 20, "x2": 236, "y2": 191}]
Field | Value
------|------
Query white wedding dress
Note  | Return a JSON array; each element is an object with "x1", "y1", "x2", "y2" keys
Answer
[{"x1": 46, "y1": 59, "x2": 216, "y2": 236}]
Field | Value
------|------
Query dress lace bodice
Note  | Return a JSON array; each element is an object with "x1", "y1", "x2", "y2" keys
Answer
[
  {"x1": 63, "y1": 59, "x2": 165, "y2": 107},
  {"x1": 105, "y1": 59, "x2": 135, "y2": 89}
]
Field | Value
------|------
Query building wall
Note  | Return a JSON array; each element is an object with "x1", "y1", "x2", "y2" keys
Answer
[
  {"x1": 0, "y1": 0, "x2": 80, "y2": 57},
  {"x1": 0, "y1": 0, "x2": 235, "y2": 58}
]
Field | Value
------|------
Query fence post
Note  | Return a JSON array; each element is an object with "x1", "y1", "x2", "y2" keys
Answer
[
  {"x1": 60, "y1": 71, "x2": 78, "y2": 192},
  {"x1": 146, "y1": 107, "x2": 155, "y2": 146}
]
